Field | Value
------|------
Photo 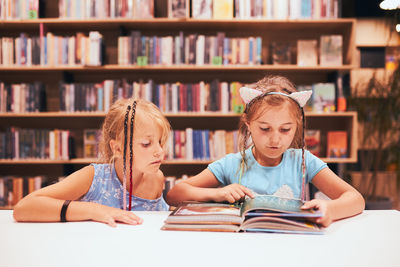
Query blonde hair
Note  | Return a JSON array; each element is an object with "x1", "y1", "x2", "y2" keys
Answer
[
  {"x1": 98, "y1": 98, "x2": 171, "y2": 163},
  {"x1": 238, "y1": 75, "x2": 304, "y2": 170}
]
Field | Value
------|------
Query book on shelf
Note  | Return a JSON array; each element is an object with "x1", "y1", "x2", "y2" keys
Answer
[
  {"x1": 327, "y1": 131, "x2": 347, "y2": 158},
  {"x1": 83, "y1": 129, "x2": 101, "y2": 158},
  {"x1": 312, "y1": 82, "x2": 336, "y2": 112},
  {"x1": 213, "y1": 0, "x2": 233, "y2": 19},
  {"x1": 305, "y1": 129, "x2": 321, "y2": 157},
  {"x1": 0, "y1": 175, "x2": 44, "y2": 207},
  {"x1": 320, "y1": 35, "x2": 342, "y2": 66},
  {"x1": 135, "y1": 0, "x2": 154, "y2": 18},
  {"x1": 297, "y1": 40, "x2": 318, "y2": 66},
  {"x1": 271, "y1": 42, "x2": 292, "y2": 65},
  {"x1": 192, "y1": 0, "x2": 212, "y2": 18},
  {"x1": 168, "y1": 0, "x2": 189, "y2": 18},
  {"x1": 385, "y1": 47, "x2": 400, "y2": 70},
  {"x1": 162, "y1": 195, "x2": 323, "y2": 234}
]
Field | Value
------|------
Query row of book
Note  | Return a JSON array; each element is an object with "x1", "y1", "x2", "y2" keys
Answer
[
  {"x1": 118, "y1": 32, "x2": 262, "y2": 66},
  {"x1": 0, "y1": 31, "x2": 103, "y2": 66},
  {"x1": 0, "y1": 77, "x2": 345, "y2": 114},
  {"x1": 0, "y1": 0, "x2": 39, "y2": 20},
  {"x1": 0, "y1": 82, "x2": 46, "y2": 113},
  {"x1": 57, "y1": 0, "x2": 340, "y2": 20},
  {"x1": 0, "y1": 79, "x2": 344, "y2": 114},
  {"x1": 0, "y1": 175, "x2": 44, "y2": 207},
  {"x1": 60, "y1": 80, "x2": 245, "y2": 113},
  {"x1": 58, "y1": 0, "x2": 154, "y2": 19},
  {"x1": 0, "y1": 32, "x2": 342, "y2": 67},
  {"x1": 0, "y1": 127, "x2": 239, "y2": 161},
  {"x1": 83, "y1": 128, "x2": 240, "y2": 161},
  {"x1": 165, "y1": 129, "x2": 239, "y2": 160},
  {"x1": 0, "y1": 128, "x2": 74, "y2": 160},
  {"x1": 0, "y1": 127, "x2": 348, "y2": 161}
]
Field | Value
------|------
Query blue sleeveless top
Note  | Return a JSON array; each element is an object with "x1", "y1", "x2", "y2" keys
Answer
[{"x1": 80, "y1": 163, "x2": 169, "y2": 211}]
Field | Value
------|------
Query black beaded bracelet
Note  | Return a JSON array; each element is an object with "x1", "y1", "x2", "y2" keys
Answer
[{"x1": 60, "y1": 200, "x2": 72, "y2": 222}]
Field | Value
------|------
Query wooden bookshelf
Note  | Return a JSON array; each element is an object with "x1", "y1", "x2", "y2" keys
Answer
[{"x1": 0, "y1": 5, "x2": 357, "y2": 187}]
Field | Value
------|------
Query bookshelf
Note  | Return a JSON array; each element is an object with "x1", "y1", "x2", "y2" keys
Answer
[{"x1": 0, "y1": 1, "x2": 358, "y2": 207}]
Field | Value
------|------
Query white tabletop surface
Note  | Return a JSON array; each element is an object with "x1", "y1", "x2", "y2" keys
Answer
[{"x1": 1, "y1": 210, "x2": 400, "y2": 267}]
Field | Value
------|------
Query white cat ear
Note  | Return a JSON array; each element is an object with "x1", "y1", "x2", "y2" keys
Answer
[
  {"x1": 289, "y1": 90, "x2": 312, "y2": 107},
  {"x1": 239, "y1": 87, "x2": 263, "y2": 104}
]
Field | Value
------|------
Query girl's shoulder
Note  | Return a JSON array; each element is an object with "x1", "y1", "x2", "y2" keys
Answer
[{"x1": 90, "y1": 163, "x2": 114, "y2": 179}]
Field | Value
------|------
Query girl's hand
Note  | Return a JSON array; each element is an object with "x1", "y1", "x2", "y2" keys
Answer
[
  {"x1": 214, "y1": 184, "x2": 254, "y2": 203},
  {"x1": 301, "y1": 199, "x2": 332, "y2": 227},
  {"x1": 91, "y1": 204, "x2": 143, "y2": 227}
]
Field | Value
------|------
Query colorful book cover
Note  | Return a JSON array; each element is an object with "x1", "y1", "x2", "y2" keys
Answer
[
  {"x1": 168, "y1": 0, "x2": 189, "y2": 18},
  {"x1": 297, "y1": 39, "x2": 318, "y2": 66},
  {"x1": 385, "y1": 47, "x2": 400, "y2": 70},
  {"x1": 213, "y1": 0, "x2": 233, "y2": 19},
  {"x1": 312, "y1": 83, "x2": 336, "y2": 112},
  {"x1": 83, "y1": 129, "x2": 101, "y2": 158},
  {"x1": 271, "y1": 42, "x2": 292, "y2": 65},
  {"x1": 192, "y1": 0, "x2": 212, "y2": 18},
  {"x1": 327, "y1": 131, "x2": 347, "y2": 158},
  {"x1": 305, "y1": 129, "x2": 321, "y2": 157},
  {"x1": 320, "y1": 35, "x2": 342, "y2": 66}
]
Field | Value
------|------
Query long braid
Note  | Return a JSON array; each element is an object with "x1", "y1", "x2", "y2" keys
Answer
[
  {"x1": 122, "y1": 105, "x2": 131, "y2": 210},
  {"x1": 300, "y1": 108, "x2": 307, "y2": 201},
  {"x1": 128, "y1": 101, "x2": 137, "y2": 211}
]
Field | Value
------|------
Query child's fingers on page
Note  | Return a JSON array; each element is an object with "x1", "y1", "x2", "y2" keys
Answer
[
  {"x1": 301, "y1": 199, "x2": 318, "y2": 209},
  {"x1": 226, "y1": 194, "x2": 236, "y2": 203},
  {"x1": 230, "y1": 191, "x2": 242, "y2": 201},
  {"x1": 232, "y1": 187, "x2": 245, "y2": 198},
  {"x1": 240, "y1": 185, "x2": 254, "y2": 198}
]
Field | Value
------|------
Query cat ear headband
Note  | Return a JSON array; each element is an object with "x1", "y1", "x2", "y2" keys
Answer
[{"x1": 239, "y1": 87, "x2": 312, "y2": 108}]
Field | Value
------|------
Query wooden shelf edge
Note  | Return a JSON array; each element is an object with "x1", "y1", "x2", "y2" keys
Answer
[
  {"x1": 0, "y1": 65, "x2": 356, "y2": 71},
  {"x1": 0, "y1": 18, "x2": 356, "y2": 24},
  {"x1": 0, "y1": 157, "x2": 357, "y2": 165},
  {"x1": 0, "y1": 111, "x2": 357, "y2": 118}
]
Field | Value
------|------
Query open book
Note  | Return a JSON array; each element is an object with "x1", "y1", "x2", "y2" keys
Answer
[{"x1": 161, "y1": 195, "x2": 323, "y2": 234}]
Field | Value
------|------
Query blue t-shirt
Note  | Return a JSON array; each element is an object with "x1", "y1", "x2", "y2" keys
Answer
[
  {"x1": 208, "y1": 148, "x2": 327, "y2": 199},
  {"x1": 80, "y1": 163, "x2": 169, "y2": 211}
]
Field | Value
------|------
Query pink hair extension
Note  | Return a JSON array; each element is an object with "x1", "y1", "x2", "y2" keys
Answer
[
  {"x1": 122, "y1": 105, "x2": 131, "y2": 210},
  {"x1": 128, "y1": 101, "x2": 137, "y2": 211}
]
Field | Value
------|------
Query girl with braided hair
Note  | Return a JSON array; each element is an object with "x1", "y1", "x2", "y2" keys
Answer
[
  {"x1": 166, "y1": 75, "x2": 364, "y2": 227},
  {"x1": 14, "y1": 98, "x2": 171, "y2": 227}
]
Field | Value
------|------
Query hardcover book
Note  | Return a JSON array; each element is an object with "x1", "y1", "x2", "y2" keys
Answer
[
  {"x1": 327, "y1": 131, "x2": 347, "y2": 158},
  {"x1": 161, "y1": 195, "x2": 323, "y2": 234},
  {"x1": 168, "y1": 0, "x2": 189, "y2": 18},
  {"x1": 305, "y1": 129, "x2": 321, "y2": 157},
  {"x1": 192, "y1": 0, "x2": 212, "y2": 18},
  {"x1": 271, "y1": 42, "x2": 292, "y2": 65},
  {"x1": 297, "y1": 40, "x2": 318, "y2": 66},
  {"x1": 312, "y1": 82, "x2": 336, "y2": 112},
  {"x1": 213, "y1": 0, "x2": 234, "y2": 19},
  {"x1": 83, "y1": 129, "x2": 101, "y2": 158},
  {"x1": 320, "y1": 35, "x2": 342, "y2": 66}
]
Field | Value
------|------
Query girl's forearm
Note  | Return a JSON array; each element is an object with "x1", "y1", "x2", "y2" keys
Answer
[
  {"x1": 13, "y1": 196, "x2": 98, "y2": 222},
  {"x1": 329, "y1": 191, "x2": 365, "y2": 220},
  {"x1": 166, "y1": 182, "x2": 217, "y2": 206}
]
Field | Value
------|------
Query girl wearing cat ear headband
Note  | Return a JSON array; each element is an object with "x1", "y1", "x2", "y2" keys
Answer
[{"x1": 167, "y1": 75, "x2": 364, "y2": 227}]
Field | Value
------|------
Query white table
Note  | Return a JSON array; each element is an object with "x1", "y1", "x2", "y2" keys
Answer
[{"x1": 1, "y1": 210, "x2": 399, "y2": 267}]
